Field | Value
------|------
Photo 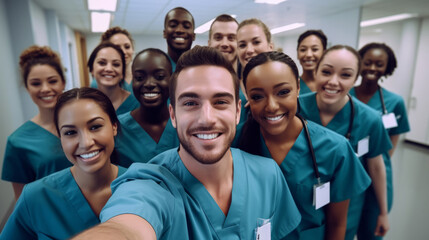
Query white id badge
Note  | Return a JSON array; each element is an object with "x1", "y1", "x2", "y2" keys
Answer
[
  {"x1": 382, "y1": 113, "x2": 398, "y2": 129},
  {"x1": 313, "y1": 182, "x2": 330, "y2": 210},
  {"x1": 255, "y1": 219, "x2": 271, "y2": 240},
  {"x1": 357, "y1": 136, "x2": 369, "y2": 157}
]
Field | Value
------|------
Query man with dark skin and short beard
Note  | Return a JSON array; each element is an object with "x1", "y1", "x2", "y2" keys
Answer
[{"x1": 163, "y1": 7, "x2": 195, "y2": 70}]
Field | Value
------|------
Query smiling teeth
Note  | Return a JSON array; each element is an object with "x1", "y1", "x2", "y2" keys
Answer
[
  {"x1": 266, "y1": 115, "x2": 283, "y2": 121},
  {"x1": 325, "y1": 89, "x2": 338, "y2": 94},
  {"x1": 80, "y1": 151, "x2": 99, "y2": 159},
  {"x1": 196, "y1": 133, "x2": 218, "y2": 140},
  {"x1": 144, "y1": 93, "x2": 159, "y2": 98},
  {"x1": 41, "y1": 96, "x2": 54, "y2": 100}
]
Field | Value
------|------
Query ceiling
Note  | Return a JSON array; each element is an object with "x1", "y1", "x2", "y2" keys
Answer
[{"x1": 32, "y1": 0, "x2": 429, "y2": 36}]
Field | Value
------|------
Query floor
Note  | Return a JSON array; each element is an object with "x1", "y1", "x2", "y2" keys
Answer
[{"x1": 383, "y1": 138, "x2": 429, "y2": 239}]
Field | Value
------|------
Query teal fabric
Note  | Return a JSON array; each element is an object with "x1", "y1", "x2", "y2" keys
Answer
[
  {"x1": 298, "y1": 92, "x2": 392, "y2": 240},
  {"x1": 101, "y1": 148, "x2": 301, "y2": 239},
  {"x1": 116, "y1": 94, "x2": 139, "y2": 116},
  {"x1": 0, "y1": 166, "x2": 126, "y2": 239},
  {"x1": 259, "y1": 120, "x2": 370, "y2": 240},
  {"x1": 1, "y1": 121, "x2": 71, "y2": 184},
  {"x1": 299, "y1": 77, "x2": 313, "y2": 95},
  {"x1": 239, "y1": 87, "x2": 249, "y2": 124},
  {"x1": 115, "y1": 112, "x2": 179, "y2": 167},
  {"x1": 350, "y1": 87, "x2": 410, "y2": 240}
]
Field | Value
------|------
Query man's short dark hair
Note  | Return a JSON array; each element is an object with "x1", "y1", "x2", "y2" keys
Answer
[{"x1": 169, "y1": 46, "x2": 239, "y2": 108}]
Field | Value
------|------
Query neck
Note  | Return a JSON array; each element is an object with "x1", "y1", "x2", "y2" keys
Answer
[
  {"x1": 301, "y1": 69, "x2": 316, "y2": 83},
  {"x1": 71, "y1": 163, "x2": 117, "y2": 192},
  {"x1": 168, "y1": 47, "x2": 186, "y2": 63},
  {"x1": 232, "y1": 59, "x2": 238, "y2": 74},
  {"x1": 133, "y1": 105, "x2": 170, "y2": 125},
  {"x1": 124, "y1": 63, "x2": 133, "y2": 84},
  {"x1": 316, "y1": 93, "x2": 349, "y2": 116},
  {"x1": 357, "y1": 78, "x2": 379, "y2": 95},
  {"x1": 98, "y1": 85, "x2": 127, "y2": 110},
  {"x1": 179, "y1": 147, "x2": 233, "y2": 189},
  {"x1": 32, "y1": 107, "x2": 58, "y2": 136},
  {"x1": 179, "y1": 147, "x2": 233, "y2": 216}
]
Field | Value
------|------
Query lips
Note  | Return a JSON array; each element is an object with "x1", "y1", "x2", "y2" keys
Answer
[
  {"x1": 174, "y1": 37, "x2": 186, "y2": 44},
  {"x1": 40, "y1": 95, "x2": 55, "y2": 101},
  {"x1": 195, "y1": 133, "x2": 220, "y2": 140},
  {"x1": 265, "y1": 114, "x2": 285, "y2": 121},
  {"x1": 77, "y1": 150, "x2": 101, "y2": 162}
]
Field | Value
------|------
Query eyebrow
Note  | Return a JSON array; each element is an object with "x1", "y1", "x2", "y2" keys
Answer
[
  {"x1": 177, "y1": 92, "x2": 234, "y2": 102},
  {"x1": 60, "y1": 117, "x2": 104, "y2": 130}
]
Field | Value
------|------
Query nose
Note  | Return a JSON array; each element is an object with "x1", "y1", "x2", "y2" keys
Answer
[
  {"x1": 246, "y1": 44, "x2": 255, "y2": 55},
  {"x1": 265, "y1": 95, "x2": 278, "y2": 113},
  {"x1": 220, "y1": 37, "x2": 228, "y2": 47},
  {"x1": 79, "y1": 130, "x2": 94, "y2": 149},
  {"x1": 198, "y1": 101, "x2": 216, "y2": 125},
  {"x1": 175, "y1": 23, "x2": 185, "y2": 34},
  {"x1": 105, "y1": 62, "x2": 113, "y2": 71},
  {"x1": 143, "y1": 76, "x2": 156, "y2": 90},
  {"x1": 304, "y1": 49, "x2": 313, "y2": 58},
  {"x1": 369, "y1": 63, "x2": 377, "y2": 70},
  {"x1": 41, "y1": 81, "x2": 50, "y2": 92},
  {"x1": 327, "y1": 74, "x2": 340, "y2": 85}
]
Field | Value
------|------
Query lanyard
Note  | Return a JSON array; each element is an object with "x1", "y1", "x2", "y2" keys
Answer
[
  {"x1": 296, "y1": 113, "x2": 321, "y2": 184},
  {"x1": 378, "y1": 86, "x2": 388, "y2": 114},
  {"x1": 345, "y1": 93, "x2": 355, "y2": 140}
]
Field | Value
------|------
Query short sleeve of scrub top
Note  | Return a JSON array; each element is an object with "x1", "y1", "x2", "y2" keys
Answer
[{"x1": 1, "y1": 121, "x2": 71, "y2": 184}]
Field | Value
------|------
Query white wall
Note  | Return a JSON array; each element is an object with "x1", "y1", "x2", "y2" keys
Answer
[{"x1": 0, "y1": 0, "x2": 25, "y2": 228}]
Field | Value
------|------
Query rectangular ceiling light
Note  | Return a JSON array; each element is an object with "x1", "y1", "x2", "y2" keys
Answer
[
  {"x1": 195, "y1": 15, "x2": 237, "y2": 34},
  {"x1": 255, "y1": 0, "x2": 287, "y2": 4},
  {"x1": 91, "y1": 12, "x2": 111, "y2": 32},
  {"x1": 88, "y1": 0, "x2": 117, "y2": 12},
  {"x1": 360, "y1": 13, "x2": 418, "y2": 27},
  {"x1": 271, "y1": 23, "x2": 305, "y2": 34}
]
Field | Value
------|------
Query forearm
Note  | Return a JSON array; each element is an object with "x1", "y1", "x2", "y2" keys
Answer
[
  {"x1": 388, "y1": 134, "x2": 400, "y2": 157},
  {"x1": 71, "y1": 215, "x2": 156, "y2": 240},
  {"x1": 325, "y1": 200, "x2": 349, "y2": 240},
  {"x1": 367, "y1": 155, "x2": 388, "y2": 215}
]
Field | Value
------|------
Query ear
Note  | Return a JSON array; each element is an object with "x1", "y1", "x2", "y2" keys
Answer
[
  {"x1": 192, "y1": 33, "x2": 196, "y2": 41},
  {"x1": 236, "y1": 99, "x2": 242, "y2": 125},
  {"x1": 268, "y1": 42, "x2": 274, "y2": 51},
  {"x1": 112, "y1": 123, "x2": 118, "y2": 137},
  {"x1": 169, "y1": 104, "x2": 177, "y2": 128},
  {"x1": 163, "y1": 29, "x2": 167, "y2": 39}
]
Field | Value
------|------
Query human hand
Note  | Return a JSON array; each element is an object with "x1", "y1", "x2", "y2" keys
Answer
[{"x1": 374, "y1": 213, "x2": 389, "y2": 236}]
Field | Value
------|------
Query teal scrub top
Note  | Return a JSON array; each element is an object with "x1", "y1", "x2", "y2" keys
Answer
[
  {"x1": 258, "y1": 120, "x2": 371, "y2": 240},
  {"x1": 298, "y1": 92, "x2": 392, "y2": 239},
  {"x1": 168, "y1": 55, "x2": 176, "y2": 72},
  {"x1": 0, "y1": 166, "x2": 127, "y2": 240},
  {"x1": 239, "y1": 88, "x2": 249, "y2": 124},
  {"x1": 349, "y1": 87, "x2": 410, "y2": 136},
  {"x1": 116, "y1": 94, "x2": 139, "y2": 116},
  {"x1": 1, "y1": 121, "x2": 71, "y2": 184},
  {"x1": 299, "y1": 77, "x2": 313, "y2": 95},
  {"x1": 101, "y1": 148, "x2": 302, "y2": 239},
  {"x1": 115, "y1": 112, "x2": 180, "y2": 167}
]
